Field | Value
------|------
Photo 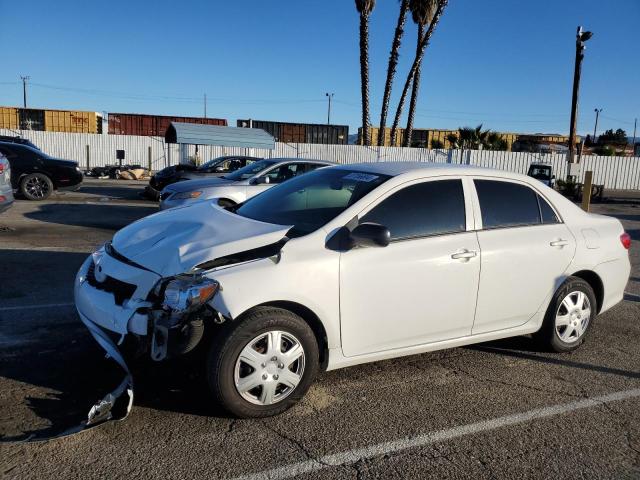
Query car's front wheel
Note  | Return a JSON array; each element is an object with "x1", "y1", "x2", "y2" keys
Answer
[
  {"x1": 536, "y1": 277, "x2": 596, "y2": 352},
  {"x1": 21, "y1": 173, "x2": 53, "y2": 200},
  {"x1": 207, "y1": 307, "x2": 319, "y2": 418}
]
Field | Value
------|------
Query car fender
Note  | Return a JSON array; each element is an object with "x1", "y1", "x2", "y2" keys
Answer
[{"x1": 206, "y1": 232, "x2": 341, "y2": 349}]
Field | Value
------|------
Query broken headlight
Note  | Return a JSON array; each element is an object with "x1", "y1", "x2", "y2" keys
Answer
[{"x1": 161, "y1": 276, "x2": 219, "y2": 313}]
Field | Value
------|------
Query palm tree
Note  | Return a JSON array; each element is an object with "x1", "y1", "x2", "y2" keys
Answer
[
  {"x1": 355, "y1": 0, "x2": 376, "y2": 146},
  {"x1": 448, "y1": 125, "x2": 507, "y2": 151},
  {"x1": 377, "y1": 0, "x2": 410, "y2": 147},
  {"x1": 403, "y1": 0, "x2": 437, "y2": 147},
  {"x1": 390, "y1": 0, "x2": 448, "y2": 146}
]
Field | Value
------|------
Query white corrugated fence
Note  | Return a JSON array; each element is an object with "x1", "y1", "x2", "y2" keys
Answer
[{"x1": 2, "y1": 128, "x2": 639, "y2": 190}]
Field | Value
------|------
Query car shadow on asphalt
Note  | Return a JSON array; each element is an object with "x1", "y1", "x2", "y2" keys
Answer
[
  {"x1": 0, "y1": 248, "x2": 228, "y2": 443},
  {"x1": 0, "y1": 329, "x2": 229, "y2": 443},
  {"x1": 74, "y1": 185, "x2": 150, "y2": 201},
  {"x1": 23, "y1": 203, "x2": 158, "y2": 230},
  {"x1": 469, "y1": 338, "x2": 640, "y2": 380}
]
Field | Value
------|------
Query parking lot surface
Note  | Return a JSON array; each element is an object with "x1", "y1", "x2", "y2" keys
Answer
[{"x1": 1, "y1": 180, "x2": 639, "y2": 479}]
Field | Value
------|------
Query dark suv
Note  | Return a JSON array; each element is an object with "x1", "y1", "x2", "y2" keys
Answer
[{"x1": 0, "y1": 141, "x2": 83, "y2": 200}]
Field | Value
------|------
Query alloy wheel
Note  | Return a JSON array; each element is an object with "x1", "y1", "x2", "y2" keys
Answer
[{"x1": 25, "y1": 176, "x2": 50, "y2": 199}]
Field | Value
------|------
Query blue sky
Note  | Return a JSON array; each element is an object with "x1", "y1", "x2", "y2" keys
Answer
[{"x1": 1, "y1": 0, "x2": 638, "y2": 136}]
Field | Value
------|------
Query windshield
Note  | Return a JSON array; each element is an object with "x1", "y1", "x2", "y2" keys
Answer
[
  {"x1": 528, "y1": 166, "x2": 551, "y2": 180},
  {"x1": 198, "y1": 157, "x2": 226, "y2": 170},
  {"x1": 223, "y1": 159, "x2": 276, "y2": 181},
  {"x1": 235, "y1": 168, "x2": 391, "y2": 237}
]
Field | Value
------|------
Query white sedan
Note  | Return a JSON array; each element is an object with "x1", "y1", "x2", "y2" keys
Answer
[
  {"x1": 75, "y1": 162, "x2": 631, "y2": 421},
  {"x1": 158, "y1": 158, "x2": 333, "y2": 210}
]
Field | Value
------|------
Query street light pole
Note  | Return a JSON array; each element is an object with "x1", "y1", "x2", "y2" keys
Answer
[
  {"x1": 568, "y1": 26, "x2": 592, "y2": 178},
  {"x1": 325, "y1": 93, "x2": 334, "y2": 125},
  {"x1": 592, "y1": 108, "x2": 602, "y2": 140},
  {"x1": 20, "y1": 75, "x2": 30, "y2": 108}
]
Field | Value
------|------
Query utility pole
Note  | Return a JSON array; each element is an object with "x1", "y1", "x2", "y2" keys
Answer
[
  {"x1": 568, "y1": 26, "x2": 593, "y2": 177},
  {"x1": 325, "y1": 93, "x2": 334, "y2": 125},
  {"x1": 204, "y1": 93, "x2": 207, "y2": 118},
  {"x1": 20, "y1": 76, "x2": 30, "y2": 108},
  {"x1": 592, "y1": 108, "x2": 602, "y2": 140},
  {"x1": 633, "y1": 118, "x2": 637, "y2": 151}
]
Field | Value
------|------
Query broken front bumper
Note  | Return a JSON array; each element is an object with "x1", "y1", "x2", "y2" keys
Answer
[
  {"x1": 78, "y1": 311, "x2": 134, "y2": 425},
  {"x1": 74, "y1": 253, "x2": 160, "y2": 426}
]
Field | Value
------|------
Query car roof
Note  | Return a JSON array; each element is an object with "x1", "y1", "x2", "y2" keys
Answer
[
  {"x1": 268, "y1": 157, "x2": 335, "y2": 165},
  {"x1": 331, "y1": 161, "x2": 539, "y2": 183},
  {"x1": 332, "y1": 161, "x2": 493, "y2": 176}
]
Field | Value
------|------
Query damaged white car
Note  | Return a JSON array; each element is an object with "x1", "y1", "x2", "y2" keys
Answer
[{"x1": 75, "y1": 162, "x2": 631, "y2": 422}]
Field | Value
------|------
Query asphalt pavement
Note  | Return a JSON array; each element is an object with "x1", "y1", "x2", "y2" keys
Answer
[{"x1": 1, "y1": 180, "x2": 639, "y2": 479}]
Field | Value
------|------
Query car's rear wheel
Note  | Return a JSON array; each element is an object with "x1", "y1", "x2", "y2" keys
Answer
[
  {"x1": 535, "y1": 277, "x2": 596, "y2": 352},
  {"x1": 21, "y1": 173, "x2": 53, "y2": 200},
  {"x1": 207, "y1": 307, "x2": 319, "y2": 418}
]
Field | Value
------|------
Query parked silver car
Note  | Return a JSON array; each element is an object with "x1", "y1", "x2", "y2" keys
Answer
[
  {"x1": 159, "y1": 158, "x2": 334, "y2": 210},
  {"x1": 0, "y1": 152, "x2": 14, "y2": 213}
]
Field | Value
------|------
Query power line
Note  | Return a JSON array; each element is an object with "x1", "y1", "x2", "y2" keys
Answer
[{"x1": 28, "y1": 82, "x2": 325, "y2": 106}]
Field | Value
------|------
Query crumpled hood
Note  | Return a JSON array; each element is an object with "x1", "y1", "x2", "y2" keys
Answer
[
  {"x1": 111, "y1": 201, "x2": 291, "y2": 276},
  {"x1": 166, "y1": 177, "x2": 235, "y2": 193}
]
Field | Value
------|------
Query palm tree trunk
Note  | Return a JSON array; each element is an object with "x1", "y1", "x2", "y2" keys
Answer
[
  {"x1": 390, "y1": 0, "x2": 448, "y2": 146},
  {"x1": 403, "y1": 22, "x2": 425, "y2": 147},
  {"x1": 378, "y1": 0, "x2": 409, "y2": 147},
  {"x1": 359, "y1": 11, "x2": 372, "y2": 146}
]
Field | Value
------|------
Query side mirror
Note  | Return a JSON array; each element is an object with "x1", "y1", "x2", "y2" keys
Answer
[
  {"x1": 350, "y1": 222, "x2": 390, "y2": 248},
  {"x1": 252, "y1": 176, "x2": 270, "y2": 185}
]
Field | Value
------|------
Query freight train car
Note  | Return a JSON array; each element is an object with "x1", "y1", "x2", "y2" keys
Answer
[
  {"x1": 108, "y1": 113, "x2": 227, "y2": 136},
  {"x1": 237, "y1": 119, "x2": 348, "y2": 145},
  {"x1": 0, "y1": 107, "x2": 102, "y2": 133}
]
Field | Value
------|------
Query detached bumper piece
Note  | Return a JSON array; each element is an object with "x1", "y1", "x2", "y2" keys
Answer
[{"x1": 80, "y1": 313, "x2": 134, "y2": 427}]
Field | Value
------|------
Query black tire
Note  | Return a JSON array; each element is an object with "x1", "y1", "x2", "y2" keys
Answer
[
  {"x1": 535, "y1": 276, "x2": 596, "y2": 353},
  {"x1": 217, "y1": 198, "x2": 236, "y2": 208},
  {"x1": 207, "y1": 307, "x2": 319, "y2": 418},
  {"x1": 21, "y1": 173, "x2": 54, "y2": 201}
]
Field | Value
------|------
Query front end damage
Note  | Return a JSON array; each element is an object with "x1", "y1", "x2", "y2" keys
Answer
[
  {"x1": 74, "y1": 202, "x2": 292, "y2": 430},
  {"x1": 74, "y1": 247, "x2": 223, "y2": 429}
]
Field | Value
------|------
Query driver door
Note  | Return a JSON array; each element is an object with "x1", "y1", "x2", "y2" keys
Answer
[{"x1": 339, "y1": 178, "x2": 480, "y2": 357}]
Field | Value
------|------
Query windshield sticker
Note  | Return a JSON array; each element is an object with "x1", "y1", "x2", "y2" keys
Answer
[{"x1": 343, "y1": 173, "x2": 380, "y2": 182}]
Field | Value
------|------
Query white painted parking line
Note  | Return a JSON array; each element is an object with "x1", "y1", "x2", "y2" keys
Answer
[
  {"x1": 624, "y1": 291, "x2": 640, "y2": 302},
  {"x1": 0, "y1": 302, "x2": 75, "y2": 312},
  {"x1": 233, "y1": 388, "x2": 640, "y2": 480}
]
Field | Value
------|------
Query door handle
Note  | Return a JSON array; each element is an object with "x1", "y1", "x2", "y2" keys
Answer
[
  {"x1": 550, "y1": 239, "x2": 569, "y2": 247},
  {"x1": 451, "y1": 249, "x2": 477, "y2": 260}
]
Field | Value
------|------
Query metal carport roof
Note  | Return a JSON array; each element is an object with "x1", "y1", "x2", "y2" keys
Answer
[{"x1": 165, "y1": 122, "x2": 275, "y2": 149}]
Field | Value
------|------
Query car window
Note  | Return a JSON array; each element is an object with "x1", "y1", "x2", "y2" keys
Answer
[
  {"x1": 474, "y1": 179, "x2": 541, "y2": 229},
  {"x1": 223, "y1": 159, "x2": 275, "y2": 181},
  {"x1": 528, "y1": 166, "x2": 551, "y2": 180},
  {"x1": 304, "y1": 163, "x2": 326, "y2": 173},
  {"x1": 538, "y1": 194, "x2": 559, "y2": 224},
  {"x1": 361, "y1": 179, "x2": 466, "y2": 241},
  {"x1": 235, "y1": 168, "x2": 391, "y2": 237},
  {"x1": 264, "y1": 163, "x2": 305, "y2": 184}
]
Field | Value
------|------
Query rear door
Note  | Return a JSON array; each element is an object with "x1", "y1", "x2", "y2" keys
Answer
[{"x1": 471, "y1": 178, "x2": 576, "y2": 334}]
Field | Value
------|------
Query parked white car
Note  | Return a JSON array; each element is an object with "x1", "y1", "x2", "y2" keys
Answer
[
  {"x1": 75, "y1": 162, "x2": 631, "y2": 422},
  {"x1": 159, "y1": 158, "x2": 333, "y2": 210}
]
